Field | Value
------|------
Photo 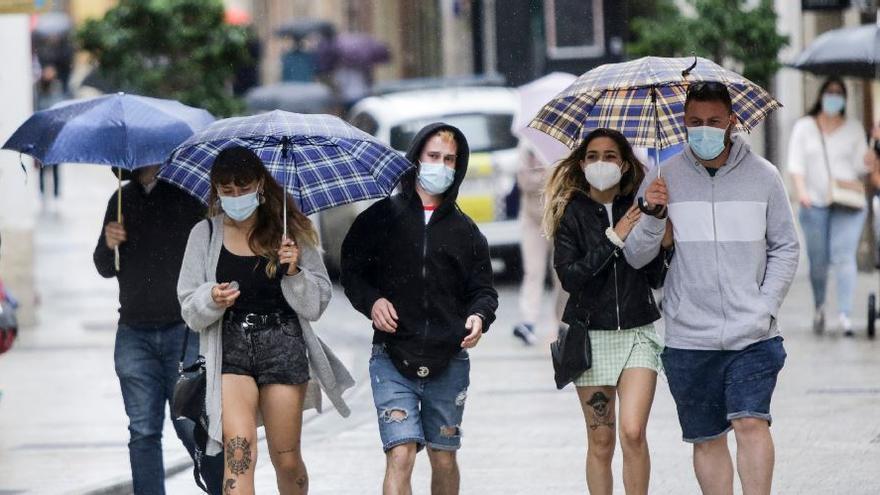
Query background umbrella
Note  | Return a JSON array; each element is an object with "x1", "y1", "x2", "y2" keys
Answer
[
  {"x1": 791, "y1": 21, "x2": 879, "y2": 79},
  {"x1": 159, "y1": 110, "x2": 413, "y2": 238},
  {"x1": 3, "y1": 92, "x2": 215, "y2": 269},
  {"x1": 332, "y1": 33, "x2": 391, "y2": 69},
  {"x1": 31, "y1": 12, "x2": 72, "y2": 39},
  {"x1": 512, "y1": 72, "x2": 577, "y2": 166},
  {"x1": 529, "y1": 56, "x2": 780, "y2": 212}
]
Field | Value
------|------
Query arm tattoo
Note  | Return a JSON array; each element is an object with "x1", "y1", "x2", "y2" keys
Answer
[
  {"x1": 225, "y1": 436, "x2": 253, "y2": 476},
  {"x1": 586, "y1": 391, "x2": 615, "y2": 430}
]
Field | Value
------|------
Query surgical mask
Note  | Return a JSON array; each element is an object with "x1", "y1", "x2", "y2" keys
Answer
[
  {"x1": 219, "y1": 191, "x2": 259, "y2": 221},
  {"x1": 418, "y1": 162, "x2": 456, "y2": 195},
  {"x1": 583, "y1": 161, "x2": 622, "y2": 191},
  {"x1": 821, "y1": 93, "x2": 845, "y2": 115},
  {"x1": 688, "y1": 125, "x2": 728, "y2": 160}
]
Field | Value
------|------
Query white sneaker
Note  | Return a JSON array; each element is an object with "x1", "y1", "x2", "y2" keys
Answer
[{"x1": 840, "y1": 313, "x2": 855, "y2": 337}]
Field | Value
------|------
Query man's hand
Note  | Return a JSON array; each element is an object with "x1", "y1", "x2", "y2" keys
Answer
[
  {"x1": 104, "y1": 221, "x2": 127, "y2": 249},
  {"x1": 662, "y1": 219, "x2": 674, "y2": 249},
  {"x1": 211, "y1": 282, "x2": 240, "y2": 308},
  {"x1": 371, "y1": 298, "x2": 399, "y2": 333},
  {"x1": 461, "y1": 315, "x2": 483, "y2": 348},
  {"x1": 613, "y1": 205, "x2": 641, "y2": 242},
  {"x1": 644, "y1": 177, "x2": 668, "y2": 215}
]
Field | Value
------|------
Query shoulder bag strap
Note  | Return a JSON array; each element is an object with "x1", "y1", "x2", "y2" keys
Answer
[{"x1": 815, "y1": 118, "x2": 834, "y2": 193}]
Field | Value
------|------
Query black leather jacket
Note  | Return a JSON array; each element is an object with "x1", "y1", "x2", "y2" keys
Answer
[{"x1": 554, "y1": 192, "x2": 670, "y2": 331}]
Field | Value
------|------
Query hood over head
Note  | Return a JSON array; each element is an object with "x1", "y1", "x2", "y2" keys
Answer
[{"x1": 400, "y1": 122, "x2": 470, "y2": 204}]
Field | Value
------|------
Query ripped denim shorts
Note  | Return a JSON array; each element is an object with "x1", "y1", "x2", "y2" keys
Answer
[{"x1": 369, "y1": 344, "x2": 470, "y2": 452}]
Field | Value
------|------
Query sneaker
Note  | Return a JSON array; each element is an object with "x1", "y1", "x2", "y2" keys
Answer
[
  {"x1": 813, "y1": 307, "x2": 825, "y2": 335},
  {"x1": 840, "y1": 313, "x2": 855, "y2": 337},
  {"x1": 512, "y1": 323, "x2": 537, "y2": 346}
]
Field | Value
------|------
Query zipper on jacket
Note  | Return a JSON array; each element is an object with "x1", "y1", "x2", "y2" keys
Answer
[
  {"x1": 613, "y1": 257, "x2": 621, "y2": 330},
  {"x1": 710, "y1": 178, "x2": 728, "y2": 349},
  {"x1": 420, "y1": 224, "x2": 429, "y2": 354}
]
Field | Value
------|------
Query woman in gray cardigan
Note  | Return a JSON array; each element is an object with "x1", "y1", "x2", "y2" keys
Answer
[{"x1": 178, "y1": 146, "x2": 354, "y2": 494}]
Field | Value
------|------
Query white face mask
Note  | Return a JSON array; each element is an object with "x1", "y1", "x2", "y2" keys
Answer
[{"x1": 583, "y1": 161, "x2": 623, "y2": 191}]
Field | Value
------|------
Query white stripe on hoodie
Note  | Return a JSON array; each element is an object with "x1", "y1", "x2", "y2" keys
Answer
[{"x1": 624, "y1": 135, "x2": 799, "y2": 351}]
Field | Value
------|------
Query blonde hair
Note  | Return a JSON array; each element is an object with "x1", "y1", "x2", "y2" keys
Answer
[{"x1": 434, "y1": 129, "x2": 456, "y2": 144}]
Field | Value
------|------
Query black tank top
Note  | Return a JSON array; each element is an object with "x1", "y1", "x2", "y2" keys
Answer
[{"x1": 216, "y1": 245, "x2": 294, "y2": 315}]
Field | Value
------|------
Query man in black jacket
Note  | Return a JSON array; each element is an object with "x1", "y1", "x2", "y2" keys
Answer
[
  {"x1": 93, "y1": 165, "x2": 223, "y2": 495},
  {"x1": 342, "y1": 123, "x2": 498, "y2": 495}
]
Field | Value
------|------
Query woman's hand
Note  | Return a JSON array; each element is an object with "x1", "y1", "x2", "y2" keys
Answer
[
  {"x1": 211, "y1": 282, "x2": 240, "y2": 308},
  {"x1": 614, "y1": 205, "x2": 642, "y2": 242},
  {"x1": 278, "y1": 237, "x2": 300, "y2": 275}
]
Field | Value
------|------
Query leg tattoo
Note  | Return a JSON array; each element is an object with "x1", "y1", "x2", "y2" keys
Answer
[
  {"x1": 296, "y1": 474, "x2": 308, "y2": 490},
  {"x1": 226, "y1": 436, "x2": 253, "y2": 476},
  {"x1": 586, "y1": 391, "x2": 615, "y2": 430},
  {"x1": 223, "y1": 479, "x2": 236, "y2": 495}
]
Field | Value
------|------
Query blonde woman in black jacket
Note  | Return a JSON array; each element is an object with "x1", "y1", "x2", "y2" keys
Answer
[{"x1": 545, "y1": 128, "x2": 672, "y2": 494}]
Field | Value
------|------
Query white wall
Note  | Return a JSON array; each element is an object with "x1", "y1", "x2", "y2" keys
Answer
[{"x1": 0, "y1": 14, "x2": 37, "y2": 326}]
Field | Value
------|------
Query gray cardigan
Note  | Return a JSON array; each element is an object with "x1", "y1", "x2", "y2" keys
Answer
[{"x1": 177, "y1": 215, "x2": 354, "y2": 456}]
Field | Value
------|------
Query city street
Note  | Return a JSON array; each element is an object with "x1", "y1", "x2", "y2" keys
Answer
[{"x1": 0, "y1": 166, "x2": 878, "y2": 494}]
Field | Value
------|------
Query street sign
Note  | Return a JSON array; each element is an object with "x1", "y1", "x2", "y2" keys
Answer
[{"x1": 0, "y1": 0, "x2": 53, "y2": 14}]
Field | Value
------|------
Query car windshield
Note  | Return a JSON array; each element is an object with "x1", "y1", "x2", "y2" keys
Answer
[{"x1": 389, "y1": 113, "x2": 517, "y2": 153}]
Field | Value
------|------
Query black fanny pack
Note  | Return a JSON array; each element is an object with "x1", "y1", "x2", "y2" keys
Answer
[{"x1": 386, "y1": 343, "x2": 457, "y2": 380}]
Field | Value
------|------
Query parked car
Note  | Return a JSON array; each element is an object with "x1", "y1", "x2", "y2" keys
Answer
[{"x1": 316, "y1": 84, "x2": 522, "y2": 278}]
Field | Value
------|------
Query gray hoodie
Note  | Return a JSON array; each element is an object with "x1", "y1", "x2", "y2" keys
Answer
[{"x1": 624, "y1": 135, "x2": 799, "y2": 351}]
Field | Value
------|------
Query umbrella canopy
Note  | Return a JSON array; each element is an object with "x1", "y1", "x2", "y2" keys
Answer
[
  {"x1": 3, "y1": 92, "x2": 215, "y2": 169},
  {"x1": 512, "y1": 72, "x2": 577, "y2": 166},
  {"x1": 791, "y1": 22, "x2": 880, "y2": 79},
  {"x1": 275, "y1": 18, "x2": 335, "y2": 40},
  {"x1": 333, "y1": 33, "x2": 391, "y2": 69},
  {"x1": 159, "y1": 110, "x2": 413, "y2": 216},
  {"x1": 529, "y1": 56, "x2": 781, "y2": 151},
  {"x1": 32, "y1": 12, "x2": 72, "y2": 38}
]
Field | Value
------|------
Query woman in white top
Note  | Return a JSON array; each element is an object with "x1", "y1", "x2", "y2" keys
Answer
[{"x1": 788, "y1": 77, "x2": 871, "y2": 336}]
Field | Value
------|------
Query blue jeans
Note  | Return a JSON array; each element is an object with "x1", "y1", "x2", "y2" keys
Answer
[
  {"x1": 662, "y1": 337, "x2": 786, "y2": 443},
  {"x1": 115, "y1": 323, "x2": 223, "y2": 495},
  {"x1": 798, "y1": 206, "x2": 867, "y2": 316},
  {"x1": 369, "y1": 344, "x2": 470, "y2": 452}
]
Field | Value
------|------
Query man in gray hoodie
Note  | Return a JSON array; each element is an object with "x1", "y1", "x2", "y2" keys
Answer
[{"x1": 624, "y1": 82, "x2": 799, "y2": 495}]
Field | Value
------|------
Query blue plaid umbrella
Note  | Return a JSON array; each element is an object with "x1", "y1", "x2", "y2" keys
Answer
[
  {"x1": 159, "y1": 110, "x2": 414, "y2": 223},
  {"x1": 529, "y1": 56, "x2": 780, "y2": 153}
]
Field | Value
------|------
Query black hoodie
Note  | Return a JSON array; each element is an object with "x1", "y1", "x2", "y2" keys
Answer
[{"x1": 341, "y1": 123, "x2": 499, "y2": 358}]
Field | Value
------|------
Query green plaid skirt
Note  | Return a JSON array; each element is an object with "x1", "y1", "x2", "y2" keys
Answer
[{"x1": 574, "y1": 324, "x2": 663, "y2": 388}]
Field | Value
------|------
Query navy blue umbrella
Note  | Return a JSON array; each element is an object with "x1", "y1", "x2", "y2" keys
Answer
[
  {"x1": 3, "y1": 92, "x2": 214, "y2": 270},
  {"x1": 3, "y1": 92, "x2": 215, "y2": 168}
]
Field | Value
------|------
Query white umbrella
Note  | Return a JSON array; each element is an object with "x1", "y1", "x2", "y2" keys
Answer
[{"x1": 511, "y1": 72, "x2": 577, "y2": 166}]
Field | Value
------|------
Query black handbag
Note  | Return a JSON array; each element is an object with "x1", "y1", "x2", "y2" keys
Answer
[
  {"x1": 171, "y1": 328, "x2": 206, "y2": 424},
  {"x1": 387, "y1": 343, "x2": 455, "y2": 380},
  {"x1": 550, "y1": 322, "x2": 592, "y2": 390}
]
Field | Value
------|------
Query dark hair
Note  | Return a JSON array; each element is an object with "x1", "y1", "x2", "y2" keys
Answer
[
  {"x1": 685, "y1": 81, "x2": 733, "y2": 114},
  {"x1": 807, "y1": 77, "x2": 847, "y2": 117},
  {"x1": 543, "y1": 128, "x2": 646, "y2": 237},
  {"x1": 208, "y1": 146, "x2": 318, "y2": 277}
]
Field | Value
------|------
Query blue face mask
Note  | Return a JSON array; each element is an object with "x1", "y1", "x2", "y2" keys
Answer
[
  {"x1": 687, "y1": 125, "x2": 728, "y2": 161},
  {"x1": 219, "y1": 191, "x2": 259, "y2": 221},
  {"x1": 821, "y1": 94, "x2": 845, "y2": 115},
  {"x1": 418, "y1": 162, "x2": 456, "y2": 195}
]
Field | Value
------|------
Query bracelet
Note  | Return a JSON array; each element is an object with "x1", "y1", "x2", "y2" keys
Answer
[{"x1": 605, "y1": 227, "x2": 625, "y2": 248}]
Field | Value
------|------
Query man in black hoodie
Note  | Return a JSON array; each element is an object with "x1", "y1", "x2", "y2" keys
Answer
[{"x1": 342, "y1": 123, "x2": 498, "y2": 494}]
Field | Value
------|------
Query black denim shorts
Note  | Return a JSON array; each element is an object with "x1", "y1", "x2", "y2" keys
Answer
[{"x1": 221, "y1": 314, "x2": 309, "y2": 386}]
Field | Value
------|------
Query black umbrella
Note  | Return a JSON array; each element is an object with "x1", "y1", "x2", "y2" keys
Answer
[
  {"x1": 791, "y1": 22, "x2": 880, "y2": 78},
  {"x1": 275, "y1": 18, "x2": 334, "y2": 40}
]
